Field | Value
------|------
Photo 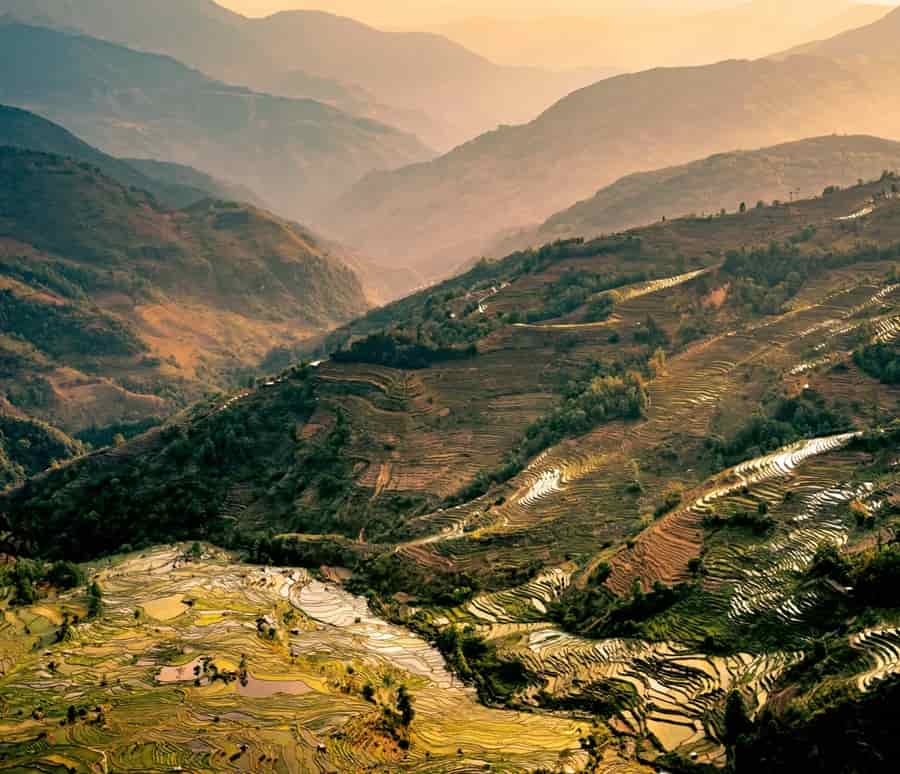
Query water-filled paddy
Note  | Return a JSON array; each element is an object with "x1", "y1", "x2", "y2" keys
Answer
[{"x1": 0, "y1": 545, "x2": 589, "y2": 773}]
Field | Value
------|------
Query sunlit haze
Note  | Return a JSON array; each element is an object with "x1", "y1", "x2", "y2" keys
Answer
[
  {"x1": 220, "y1": 0, "x2": 899, "y2": 26},
  {"x1": 4, "y1": 0, "x2": 900, "y2": 769}
]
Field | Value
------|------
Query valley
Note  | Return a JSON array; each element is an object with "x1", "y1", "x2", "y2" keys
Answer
[
  {"x1": 3, "y1": 174, "x2": 900, "y2": 770},
  {"x1": 0, "y1": 143, "x2": 369, "y2": 486},
  {"x1": 2, "y1": 2, "x2": 900, "y2": 771}
]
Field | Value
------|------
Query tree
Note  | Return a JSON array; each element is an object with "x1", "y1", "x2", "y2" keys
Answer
[
  {"x1": 46, "y1": 561, "x2": 85, "y2": 590},
  {"x1": 723, "y1": 690, "x2": 752, "y2": 745},
  {"x1": 739, "y1": 201, "x2": 747, "y2": 213},
  {"x1": 87, "y1": 581, "x2": 103, "y2": 619},
  {"x1": 10, "y1": 560, "x2": 39, "y2": 605},
  {"x1": 397, "y1": 686, "x2": 415, "y2": 726}
]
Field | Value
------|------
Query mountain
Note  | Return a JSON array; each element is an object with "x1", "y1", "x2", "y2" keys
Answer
[
  {"x1": 781, "y1": 4, "x2": 900, "y2": 61},
  {"x1": 324, "y1": 54, "x2": 895, "y2": 277},
  {"x1": 0, "y1": 105, "x2": 416, "y2": 304},
  {"x1": 2, "y1": 174, "x2": 900, "y2": 768},
  {"x1": 240, "y1": 10, "x2": 608, "y2": 150},
  {"x1": 431, "y1": 1, "x2": 891, "y2": 72},
  {"x1": 0, "y1": 21, "x2": 432, "y2": 223},
  {"x1": 119, "y1": 158, "x2": 263, "y2": 209},
  {"x1": 0, "y1": 0, "x2": 262, "y2": 84},
  {"x1": 0, "y1": 401, "x2": 84, "y2": 488},
  {"x1": 508, "y1": 134, "x2": 900, "y2": 248},
  {"x1": 0, "y1": 104, "x2": 260, "y2": 209},
  {"x1": 0, "y1": 147, "x2": 368, "y2": 437},
  {"x1": 0, "y1": 0, "x2": 603, "y2": 151}
]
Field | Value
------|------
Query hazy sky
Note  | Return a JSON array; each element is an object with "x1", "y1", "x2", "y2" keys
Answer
[{"x1": 220, "y1": 1, "x2": 899, "y2": 26}]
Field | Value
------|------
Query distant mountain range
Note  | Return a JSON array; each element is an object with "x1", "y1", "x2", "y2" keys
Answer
[
  {"x1": 0, "y1": 0, "x2": 606, "y2": 151},
  {"x1": 492, "y1": 134, "x2": 900, "y2": 254},
  {"x1": 431, "y1": 0, "x2": 891, "y2": 72},
  {"x1": 323, "y1": 8, "x2": 900, "y2": 277},
  {"x1": 0, "y1": 21, "x2": 431, "y2": 224}
]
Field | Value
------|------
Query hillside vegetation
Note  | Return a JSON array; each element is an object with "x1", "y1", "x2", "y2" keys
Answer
[
  {"x1": 2, "y1": 170, "x2": 900, "y2": 770},
  {"x1": 0, "y1": 147, "x2": 368, "y2": 438},
  {"x1": 0, "y1": 406, "x2": 84, "y2": 488}
]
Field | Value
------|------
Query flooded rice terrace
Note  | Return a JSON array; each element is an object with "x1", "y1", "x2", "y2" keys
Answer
[
  {"x1": 0, "y1": 544, "x2": 587, "y2": 773},
  {"x1": 297, "y1": 580, "x2": 461, "y2": 690}
]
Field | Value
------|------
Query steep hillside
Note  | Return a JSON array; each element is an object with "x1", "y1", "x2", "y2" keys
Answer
[
  {"x1": 0, "y1": 104, "x2": 256, "y2": 209},
  {"x1": 0, "y1": 21, "x2": 431, "y2": 222},
  {"x1": 0, "y1": 105, "x2": 413, "y2": 303},
  {"x1": 507, "y1": 134, "x2": 900, "y2": 249},
  {"x1": 0, "y1": 402, "x2": 84, "y2": 488},
  {"x1": 0, "y1": 0, "x2": 601, "y2": 151},
  {"x1": 325, "y1": 54, "x2": 896, "y2": 277},
  {"x1": 119, "y1": 157, "x2": 263, "y2": 209},
  {"x1": 2, "y1": 175, "x2": 900, "y2": 769},
  {"x1": 0, "y1": 147, "x2": 368, "y2": 435}
]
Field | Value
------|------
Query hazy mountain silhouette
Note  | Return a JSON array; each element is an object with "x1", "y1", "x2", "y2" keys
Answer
[
  {"x1": 432, "y1": 1, "x2": 890, "y2": 72},
  {"x1": 0, "y1": 21, "x2": 431, "y2": 223},
  {"x1": 0, "y1": 0, "x2": 607, "y2": 150},
  {"x1": 325, "y1": 53, "x2": 892, "y2": 276},
  {"x1": 0, "y1": 104, "x2": 260, "y2": 209},
  {"x1": 512, "y1": 134, "x2": 900, "y2": 248}
]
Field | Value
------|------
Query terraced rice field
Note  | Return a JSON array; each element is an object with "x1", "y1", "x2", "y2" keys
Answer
[
  {"x1": 458, "y1": 272, "x2": 894, "y2": 541},
  {"x1": 851, "y1": 627, "x2": 900, "y2": 691},
  {"x1": 515, "y1": 627, "x2": 800, "y2": 762},
  {"x1": 723, "y1": 481, "x2": 875, "y2": 624},
  {"x1": 413, "y1": 436, "x2": 894, "y2": 761},
  {"x1": 341, "y1": 264, "x2": 899, "y2": 578},
  {"x1": 0, "y1": 546, "x2": 591, "y2": 773},
  {"x1": 458, "y1": 567, "x2": 574, "y2": 624},
  {"x1": 368, "y1": 266, "x2": 900, "y2": 763},
  {"x1": 605, "y1": 433, "x2": 861, "y2": 596}
]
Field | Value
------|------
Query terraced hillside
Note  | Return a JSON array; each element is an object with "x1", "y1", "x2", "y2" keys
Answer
[
  {"x1": 3, "y1": 176, "x2": 900, "y2": 770},
  {"x1": 0, "y1": 147, "x2": 368, "y2": 446},
  {"x1": 0, "y1": 545, "x2": 593, "y2": 773}
]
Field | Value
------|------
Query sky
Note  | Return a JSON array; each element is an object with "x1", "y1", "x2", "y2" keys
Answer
[{"x1": 219, "y1": 1, "x2": 899, "y2": 26}]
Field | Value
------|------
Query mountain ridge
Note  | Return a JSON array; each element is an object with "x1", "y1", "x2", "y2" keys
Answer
[
  {"x1": 0, "y1": 0, "x2": 604, "y2": 151},
  {"x1": 489, "y1": 134, "x2": 900, "y2": 253},
  {"x1": 0, "y1": 146, "x2": 369, "y2": 443},
  {"x1": 0, "y1": 21, "x2": 432, "y2": 225},
  {"x1": 324, "y1": 52, "x2": 887, "y2": 276},
  {"x1": 0, "y1": 104, "x2": 260, "y2": 209}
]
